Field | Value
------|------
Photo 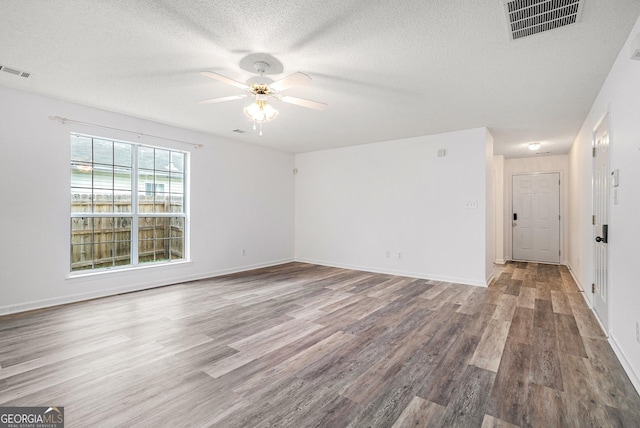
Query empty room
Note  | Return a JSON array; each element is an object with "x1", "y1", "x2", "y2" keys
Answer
[{"x1": 1, "y1": 1, "x2": 640, "y2": 427}]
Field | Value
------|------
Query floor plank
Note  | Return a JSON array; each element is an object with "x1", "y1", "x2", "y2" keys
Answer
[{"x1": 392, "y1": 396, "x2": 446, "y2": 427}]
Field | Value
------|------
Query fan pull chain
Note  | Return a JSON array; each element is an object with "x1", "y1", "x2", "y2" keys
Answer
[{"x1": 259, "y1": 122, "x2": 263, "y2": 136}]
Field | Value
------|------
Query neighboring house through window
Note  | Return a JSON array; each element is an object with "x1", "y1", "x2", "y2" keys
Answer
[{"x1": 70, "y1": 133, "x2": 187, "y2": 272}]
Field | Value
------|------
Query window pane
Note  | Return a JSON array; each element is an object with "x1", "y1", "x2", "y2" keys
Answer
[
  {"x1": 114, "y1": 142, "x2": 132, "y2": 167},
  {"x1": 114, "y1": 217, "x2": 132, "y2": 265},
  {"x1": 138, "y1": 217, "x2": 177, "y2": 263},
  {"x1": 170, "y1": 194, "x2": 183, "y2": 213},
  {"x1": 138, "y1": 146, "x2": 155, "y2": 170},
  {"x1": 138, "y1": 237, "x2": 151, "y2": 263},
  {"x1": 93, "y1": 139, "x2": 113, "y2": 165},
  {"x1": 70, "y1": 164, "x2": 94, "y2": 188},
  {"x1": 154, "y1": 193, "x2": 169, "y2": 213},
  {"x1": 138, "y1": 169, "x2": 154, "y2": 213},
  {"x1": 139, "y1": 236, "x2": 166, "y2": 263},
  {"x1": 154, "y1": 217, "x2": 169, "y2": 238},
  {"x1": 155, "y1": 171, "x2": 170, "y2": 191},
  {"x1": 93, "y1": 217, "x2": 114, "y2": 242},
  {"x1": 93, "y1": 242, "x2": 114, "y2": 268},
  {"x1": 71, "y1": 135, "x2": 92, "y2": 163},
  {"x1": 170, "y1": 237, "x2": 184, "y2": 260},
  {"x1": 171, "y1": 151, "x2": 184, "y2": 173},
  {"x1": 139, "y1": 216, "x2": 154, "y2": 241},
  {"x1": 156, "y1": 239, "x2": 170, "y2": 262},
  {"x1": 114, "y1": 217, "x2": 132, "y2": 238},
  {"x1": 71, "y1": 189, "x2": 93, "y2": 213},
  {"x1": 113, "y1": 167, "x2": 131, "y2": 190},
  {"x1": 114, "y1": 242, "x2": 131, "y2": 266},
  {"x1": 138, "y1": 193, "x2": 152, "y2": 213},
  {"x1": 170, "y1": 217, "x2": 184, "y2": 260},
  {"x1": 138, "y1": 170, "x2": 154, "y2": 193},
  {"x1": 71, "y1": 217, "x2": 93, "y2": 245},
  {"x1": 114, "y1": 192, "x2": 132, "y2": 213},
  {"x1": 71, "y1": 244, "x2": 94, "y2": 271},
  {"x1": 71, "y1": 216, "x2": 130, "y2": 271},
  {"x1": 93, "y1": 191, "x2": 114, "y2": 213},
  {"x1": 155, "y1": 149, "x2": 170, "y2": 171},
  {"x1": 171, "y1": 217, "x2": 184, "y2": 230},
  {"x1": 170, "y1": 173, "x2": 184, "y2": 194},
  {"x1": 93, "y1": 166, "x2": 113, "y2": 189}
]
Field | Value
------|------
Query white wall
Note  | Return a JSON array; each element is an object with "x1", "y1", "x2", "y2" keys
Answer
[
  {"x1": 0, "y1": 86, "x2": 295, "y2": 315},
  {"x1": 493, "y1": 155, "x2": 505, "y2": 264},
  {"x1": 295, "y1": 127, "x2": 494, "y2": 287},
  {"x1": 503, "y1": 155, "x2": 570, "y2": 265},
  {"x1": 485, "y1": 130, "x2": 495, "y2": 278},
  {"x1": 569, "y1": 16, "x2": 640, "y2": 391}
]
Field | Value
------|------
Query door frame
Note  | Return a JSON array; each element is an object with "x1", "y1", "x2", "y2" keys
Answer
[
  {"x1": 506, "y1": 170, "x2": 565, "y2": 264},
  {"x1": 591, "y1": 109, "x2": 611, "y2": 333}
]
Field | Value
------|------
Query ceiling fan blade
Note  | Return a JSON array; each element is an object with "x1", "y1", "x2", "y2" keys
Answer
[
  {"x1": 200, "y1": 71, "x2": 250, "y2": 90},
  {"x1": 270, "y1": 72, "x2": 312, "y2": 92},
  {"x1": 197, "y1": 94, "x2": 248, "y2": 104},
  {"x1": 279, "y1": 95, "x2": 327, "y2": 110}
]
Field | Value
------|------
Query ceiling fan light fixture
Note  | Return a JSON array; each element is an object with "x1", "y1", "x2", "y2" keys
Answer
[
  {"x1": 199, "y1": 58, "x2": 324, "y2": 137},
  {"x1": 244, "y1": 100, "x2": 278, "y2": 123},
  {"x1": 528, "y1": 142, "x2": 541, "y2": 151}
]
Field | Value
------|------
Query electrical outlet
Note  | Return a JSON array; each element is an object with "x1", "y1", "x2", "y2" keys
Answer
[
  {"x1": 241, "y1": 249, "x2": 246, "y2": 256},
  {"x1": 386, "y1": 251, "x2": 390, "y2": 258},
  {"x1": 397, "y1": 252, "x2": 402, "y2": 260},
  {"x1": 636, "y1": 322, "x2": 640, "y2": 343}
]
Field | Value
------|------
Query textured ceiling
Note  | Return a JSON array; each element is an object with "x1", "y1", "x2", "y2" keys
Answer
[{"x1": 1, "y1": 0, "x2": 639, "y2": 157}]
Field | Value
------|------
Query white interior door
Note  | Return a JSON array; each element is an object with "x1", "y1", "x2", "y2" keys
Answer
[
  {"x1": 512, "y1": 173, "x2": 560, "y2": 263},
  {"x1": 593, "y1": 114, "x2": 610, "y2": 332}
]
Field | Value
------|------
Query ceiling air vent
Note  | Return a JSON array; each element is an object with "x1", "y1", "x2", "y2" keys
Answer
[
  {"x1": 0, "y1": 65, "x2": 31, "y2": 78},
  {"x1": 504, "y1": 0, "x2": 584, "y2": 40},
  {"x1": 232, "y1": 129, "x2": 247, "y2": 134}
]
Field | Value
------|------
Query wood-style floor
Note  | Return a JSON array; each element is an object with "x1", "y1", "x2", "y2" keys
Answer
[{"x1": 1, "y1": 262, "x2": 639, "y2": 427}]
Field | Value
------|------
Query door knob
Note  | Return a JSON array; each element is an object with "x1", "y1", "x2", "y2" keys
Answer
[{"x1": 596, "y1": 225, "x2": 609, "y2": 243}]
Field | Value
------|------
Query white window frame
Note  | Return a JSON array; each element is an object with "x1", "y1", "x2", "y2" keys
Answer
[{"x1": 70, "y1": 133, "x2": 189, "y2": 274}]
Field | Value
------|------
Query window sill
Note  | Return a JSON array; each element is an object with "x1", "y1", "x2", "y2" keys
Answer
[{"x1": 66, "y1": 260, "x2": 193, "y2": 281}]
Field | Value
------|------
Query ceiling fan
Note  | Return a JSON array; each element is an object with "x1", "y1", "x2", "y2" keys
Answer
[{"x1": 199, "y1": 61, "x2": 327, "y2": 135}]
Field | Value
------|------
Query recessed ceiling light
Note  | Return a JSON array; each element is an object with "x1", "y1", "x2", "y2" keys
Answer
[{"x1": 528, "y1": 142, "x2": 541, "y2": 151}]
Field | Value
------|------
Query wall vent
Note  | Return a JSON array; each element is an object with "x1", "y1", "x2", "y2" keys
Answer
[
  {"x1": 504, "y1": 0, "x2": 584, "y2": 40},
  {"x1": 0, "y1": 65, "x2": 31, "y2": 78}
]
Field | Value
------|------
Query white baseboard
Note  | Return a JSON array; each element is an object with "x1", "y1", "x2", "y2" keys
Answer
[
  {"x1": 486, "y1": 272, "x2": 496, "y2": 287},
  {"x1": 566, "y1": 264, "x2": 607, "y2": 334},
  {"x1": 566, "y1": 265, "x2": 597, "y2": 328},
  {"x1": 0, "y1": 258, "x2": 294, "y2": 316},
  {"x1": 609, "y1": 334, "x2": 640, "y2": 396},
  {"x1": 566, "y1": 263, "x2": 587, "y2": 294},
  {"x1": 294, "y1": 257, "x2": 489, "y2": 287},
  {"x1": 494, "y1": 259, "x2": 507, "y2": 265}
]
